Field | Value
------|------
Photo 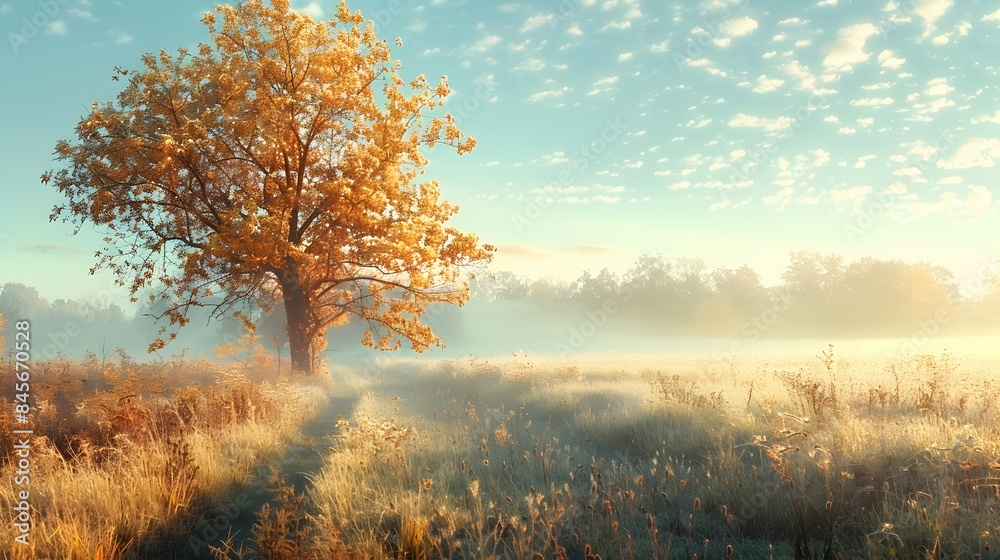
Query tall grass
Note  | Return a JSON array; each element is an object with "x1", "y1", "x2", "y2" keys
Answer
[{"x1": 0, "y1": 352, "x2": 329, "y2": 559}]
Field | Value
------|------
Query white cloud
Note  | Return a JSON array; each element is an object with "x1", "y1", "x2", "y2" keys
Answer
[
  {"x1": 45, "y1": 20, "x2": 68, "y2": 35},
  {"x1": 566, "y1": 24, "x2": 584, "y2": 36},
  {"x1": 877, "y1": 49, "x2": 906, "y2": 69},
  {"x1": 470, "y1": 35, "x2": 502, "y2": 53},
  {"x1": 931, "y1": 33, "x2": 950, "y2": 44},
  {"x1": 936, "y1": 138, "x2": 1000, "y2": 169},
  {"x1": 971, "y1": 110, "x2": 1000, "y2": 124},
  {"x1": 521, "y1": 13, "x2": 554, "y2": 33},
  {"x1": 817, "y1": 0, "x2": 837, "y2": 5},
  {"x1": 593, "y1": 76, "x2": 619, "y2": 86},
  {"x1": 514, "y1": 57, "x2": 546, "y2": 71},
  {"x1": 912, "y1": 0, "x2": 954, "y2": 36},
  {"x1": 924, "y1": 77, "x2": 954, "y2": 96},
  {"x1": 830, "y1": 185, "x2": 873, "y2": 212},
  {"x1": 109, "y1": 29, "x2": 132, "y2": 44},
  {"x1": 66, "y1": 8, "x2": 96, "y2": 20},
  {"x1": 293, "y1": 2, "x2": 323, "y2": 18},
  {"x1": 763, "y1": 187, "x2": 795, "y2": 211},
  {"x1": 721, "y1": 16, "x2": 758, "y2": 37},
  {"x1": 601, "y1": 20, "x2": 632, "y2": 31},
  {"x1": 985, "y1": 9, "x2": 1000, "y2": 22},
  {"x1": 854, "y1": 155, "x2": 877, "y2": 168},
  {"x1": 728, "y1": 113, "x2": 793, "y2": 131},
  {"x1": 753, "y1": 75, "x2": 785, "y2": 93},
  {"x1": 851, "y1": 97, "x2": 895, "y2": 107},
  {"x1": 823, "y1": 23, "x2": 879, "y2": 71},
  {"x1": 617, "y1": 52, "x2": 633, "y2": 61},
  {"x1": 937, "y1": 176, "x2": 964, "y2": 184},
  {"x1": 527, "y1": 88, "x2": 570, "y2": 102}
]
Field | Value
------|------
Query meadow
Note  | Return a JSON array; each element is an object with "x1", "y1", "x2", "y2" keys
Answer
[{"x1": 2, "y1": 346, "x2": 999, "y2": 559}]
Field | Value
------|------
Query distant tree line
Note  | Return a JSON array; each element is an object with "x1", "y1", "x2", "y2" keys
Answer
[
  {"x1": 2, "y1": 251, "x2": 998, "y2": 362},
  {"x1": 473, "y1": 251, "x2": 1000, "y2": 338}
]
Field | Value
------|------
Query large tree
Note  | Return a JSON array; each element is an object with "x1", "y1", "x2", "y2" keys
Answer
[{"x1": 46, "y1": 0, "x2": 494, "y2": 374}]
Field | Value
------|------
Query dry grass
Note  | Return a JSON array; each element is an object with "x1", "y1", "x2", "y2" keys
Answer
[
  {"x1": 2, "y1": 347, "x2": 998, "y2": 558},
  {"x1": 291, "y1": 349, "x2": 1000, "y2": 559},
  {"x1": 0, "y1": 351, "x2": 329, "y2": 559}
]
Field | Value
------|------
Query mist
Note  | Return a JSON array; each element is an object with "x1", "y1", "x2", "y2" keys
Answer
[{"x1": 4, "y1": 250, "x2": 998, "y2": 369}]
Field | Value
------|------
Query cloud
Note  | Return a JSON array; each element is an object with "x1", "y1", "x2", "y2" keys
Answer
[
  {"x1": 527, "y1": 88, "x2": 570, "y2": 102},
  {"x1": 822, "y1": 23, "x2": 879, "y2": 71},
  {"x1": 521, "y1": 13, "x2": 554, "y2": 33},
  {"x1": 470, "y1": 35, "x2": 502, "y2": 53},
  {"x1": 721, "y1": 16, "x2": 758, "y2": 37},
  {"x1": 108, "y1": 29, "x2": 132, "y2": 44},
  {"x1": 971, "y1": 110, "x2": 1000, "y2": 124},
  {"x1": 617, "y1": 52, "x2": 633, "y2": 61},
  {"x1": 912, "y1": 0, "x2": 954, "y2": 35},
  {"x1": 829, "y1": 185, "x2": 873, "y2": 212},
  {"x1": 851, "y1": 97, "x2": 895, "y2": 107},
  {"x1": 753, "y1": 75, "x2": 785, "y2": 93},
  {"x1": 292, "y1": 2, "x2": 323, "y2": 18},
  {"x1": 936, "y1": 138, "x2": 1000, "y2": 169},
  {"x1": 985, "y1": 9, "x2": 1000, "y2": 22},
  {"x1": 937, "y1": 176, "x2": 964, "y2": 184},
  {"x1": 877, "y1": 49, "x2": 906, "y2": 69},
  {"x1": 763, "y1": 187, "x2": 795, "y2": 211},
  {"x1": 924, "y1": 77, "x2": 953, "y2": 96},
  {"x1": 66, "y1": 7, "x2": 96, "y2": 20},
  {"x1": 45, "y1": 20, "x2": 68, "y2": 35},
  {"x1": 728, "y1": 113, "x2": 793, "y2": 131}
]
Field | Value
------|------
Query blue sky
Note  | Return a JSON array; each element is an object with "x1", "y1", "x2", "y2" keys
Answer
[{"x1": 2, "y1": 0, "x2": 999, "y2": 309}]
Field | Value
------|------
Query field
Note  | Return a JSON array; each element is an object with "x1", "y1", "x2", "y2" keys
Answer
[{"x1": 3, "y1": 346, "x2": 1000, "y2": 559}]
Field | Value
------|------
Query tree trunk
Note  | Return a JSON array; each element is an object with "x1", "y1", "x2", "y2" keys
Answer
[{"x1": 278, "y1": 261, "x2": 312, "y2": 375}]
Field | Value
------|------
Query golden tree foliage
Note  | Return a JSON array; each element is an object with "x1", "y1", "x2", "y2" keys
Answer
[{"x1": 47, "y1": 0, "x2": 493, "y2": 374}]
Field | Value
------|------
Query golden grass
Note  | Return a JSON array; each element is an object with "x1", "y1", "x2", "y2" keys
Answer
[
  {"x1": 3, "y1": 347, "x2": 999, "y2": 558},
  {"x1": 292, "y1": 349, "x2": 1000, "y2": 559},
  {"x1": 0, "y1": 355, "x2": 329, "y2": 559}
]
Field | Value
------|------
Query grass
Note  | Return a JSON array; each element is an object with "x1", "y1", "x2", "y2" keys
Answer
[
  {"x1": 296, "y1": 349, "x2": 1000, "y2": 559},
  {"x1": 0, "y1": 351, "x2": 330, "y2": 559},
  {"x1": 3, "y1": 347, "x2": 999, "y2": 558}
]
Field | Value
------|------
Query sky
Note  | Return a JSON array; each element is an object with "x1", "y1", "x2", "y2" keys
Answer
[{"x1": 1, "y1": 0, "x2": 1000, "y2": 311}]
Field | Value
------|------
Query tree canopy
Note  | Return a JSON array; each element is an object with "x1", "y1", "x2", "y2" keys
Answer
[{"x1": 46, "y1": 0, "x2": 494, "y2": 374}]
